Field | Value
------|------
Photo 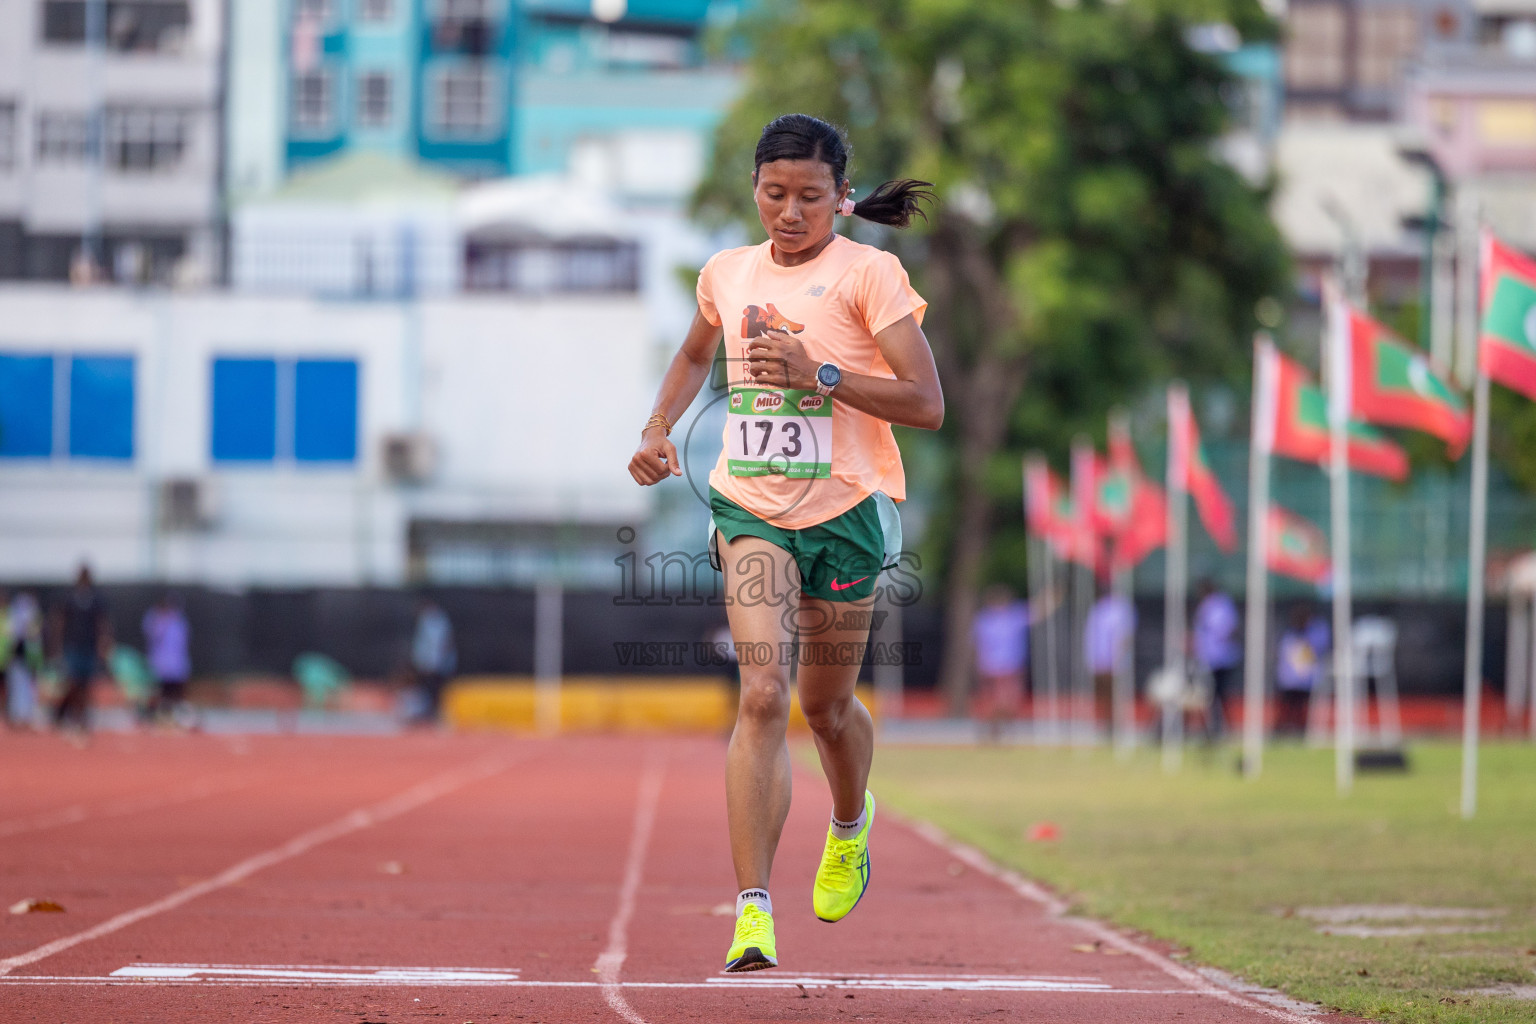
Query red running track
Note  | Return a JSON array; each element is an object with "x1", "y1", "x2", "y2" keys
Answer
[{"x1": 0, "y1": 731, "x2": 1361, "y2": 1023}]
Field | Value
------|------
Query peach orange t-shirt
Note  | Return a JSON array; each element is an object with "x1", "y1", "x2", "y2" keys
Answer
[{"x1": 697, "y1": 233, "x2": 926, "y2": 529}]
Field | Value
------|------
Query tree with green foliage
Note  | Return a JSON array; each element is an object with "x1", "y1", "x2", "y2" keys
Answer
[{"x1": 695, "y1": 0, "x2": 1290, "y2": 712}]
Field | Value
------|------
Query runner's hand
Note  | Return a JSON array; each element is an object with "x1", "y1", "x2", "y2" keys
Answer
[
  {"x1": 630, "y1": 426, "x2": 681, "y2": 484},
  {"x1": 746, "y1": 330, "x2": 816, "y2": 390}
]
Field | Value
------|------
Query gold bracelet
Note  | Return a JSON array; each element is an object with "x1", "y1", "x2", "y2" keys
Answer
[{"x1": 643, "y1": 412, "x2": 672, "y2": 437}]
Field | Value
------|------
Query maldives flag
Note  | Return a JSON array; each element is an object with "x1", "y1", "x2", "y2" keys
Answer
[
  {"x1": 1270, "y1": 349, "x2": 1409, "y2": 481},
  {"x1": 1479, "y1": 232, "x2": 1536, "y2": 402},
  {"x1": 1106, "y1": 417, "x2": 1164, "y2": 567},
  {"x1": 1025, "y1": 457, "x2": 1095, "y2": 566},
  {"x1": 1171, "y1": 387, "x2": 1237, "y2": 552},
  {"x1": 1093, "y1": 454, "x2": 1134, "y2": 535},
  {"x1": 1266, "y1": 504, "x2": 1330, "y2": 585},
  {"x1": 1339, "y1": 301, "x2": 1471, "y2": 458},
  {"x1": 1114, "y1": 478, "x2": 1168, "y2": 568},
  {"x1": 1024, "y1": 457, "x2": 1065, "y2": 541}
]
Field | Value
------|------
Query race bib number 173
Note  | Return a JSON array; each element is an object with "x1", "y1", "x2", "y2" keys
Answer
[{"x1": 726, "y1": 387, "x2": 832, "y2": 478}]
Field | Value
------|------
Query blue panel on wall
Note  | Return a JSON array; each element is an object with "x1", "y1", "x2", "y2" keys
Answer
[
  {"x1": 211, "y1": 358, "x2": 278, "y2": 462},
  {"x1": 294, "y1": 359, "x2": 358, "y2": 462},
  {"x1": 68, "y1": 355, "x2": 135, "y2": 460},
  {"x1": 0, "y1": 354, "x2": 55, "y2": 458}
]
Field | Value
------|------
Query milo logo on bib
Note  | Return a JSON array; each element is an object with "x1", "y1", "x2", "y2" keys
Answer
[{"x1": 727, "y1": 386, "x2": 832, "y2": 479}]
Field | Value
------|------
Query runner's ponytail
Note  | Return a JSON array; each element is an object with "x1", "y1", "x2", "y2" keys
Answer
[
  {"x1": 847, "y1": 179, "x2": 935, "y2": 228},
  {"x1": 753, "y1": 114, "x2": 934, "y2": 229}
]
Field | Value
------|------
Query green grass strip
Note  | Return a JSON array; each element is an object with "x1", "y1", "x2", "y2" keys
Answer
[{"x1": 868, "y1": 741, "x2": 1536, "y2": 1023}]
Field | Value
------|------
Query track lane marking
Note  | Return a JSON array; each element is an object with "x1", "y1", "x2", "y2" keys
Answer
[
  {"x1": 903, "y1": 818, "x2": 1327, "y2": 1022},
  {"x1": 0, "y1": 755, "x2": 513, "y2": 977},
  {"x1": 110, "y1": 964, "x2": 519, "y2": 983},
  {"x1": 594, "y1": 751, "x2": 666, "y2": 1024},
  {"x1": 0, "y1": 974, "x2": 1224, "y2": 993}
]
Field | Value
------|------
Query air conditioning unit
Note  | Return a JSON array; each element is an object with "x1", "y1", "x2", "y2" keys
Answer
[
  {"x1": 159, "y1": 477, "x2": 218, "y2": 531},
  {"x1": 382, "y1": 433, "x2": 438, "y2": 484}
]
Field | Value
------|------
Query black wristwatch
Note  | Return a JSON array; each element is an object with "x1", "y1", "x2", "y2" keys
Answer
[{"x1": 815, "y1": 362, "x2": 842, "y2": 396}]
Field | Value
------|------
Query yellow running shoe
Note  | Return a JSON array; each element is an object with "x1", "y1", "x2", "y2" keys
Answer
[
  {"x1": 723, "y1": 904, "x2": 777, "y2": 972},
  {"x1": 813, "y1": 791, "x2": 874, "y2": 923}
]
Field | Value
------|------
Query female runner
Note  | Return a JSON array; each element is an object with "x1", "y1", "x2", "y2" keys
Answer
[{"x1": 628, "y1": 113, "x2": 942, "y2": 972}]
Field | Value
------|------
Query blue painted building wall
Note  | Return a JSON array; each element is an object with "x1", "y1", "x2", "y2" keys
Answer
[{"x1": 280, "y1": 0, "x2": 744, "y2": 182}]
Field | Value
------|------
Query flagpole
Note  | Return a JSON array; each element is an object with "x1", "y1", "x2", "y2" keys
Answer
[
  {"x1": 1024, "y1": 455, "x2": 1050, "y2": 743},
  {"x1": 1110, "y1": 412, "x2": 1136, "y2": 760},
  {"x1": 1243, "y1": 337, "x2": 1277, "y2": 778},
  {"x1": 1459, "y1": 212, "x2": 1489, "y2": 817},
  {"x1": 1325, "y1": 286, "x2": 1356, "y2": 796},
  {"x1": 1071, "y1": 436, "x2": 1095, "y2": 747},
  {"x1": 1163, "y1": 384, "x2": 1189, "y2": 773},
  {"x1": 1046, "y1": 543, "x2": 1063, "y2": 743},
  {"x1": 1461, "y1": 372, "x2": 1490, "y2": 818}
]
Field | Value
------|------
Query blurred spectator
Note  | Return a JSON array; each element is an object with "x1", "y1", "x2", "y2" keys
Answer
[
  {"x1": 1192, "y1": 578, "x2": 1241, "y2": 740},
  {"x1": 5, "y1": 592, "x2": 44, "y2": 727},
  {"x1": 1275, "y1": 605, "x2": 1328, "y2": 737},
  {"x1": 51, "y1": 565, "x2": 112, "y2": 735},
  {"x1": 409, "y1": 599, "x2": 456, "y2": 724},
  {"x1": 143, "y1": 594, "x2": 193, "y2": 727},
  {"x1": 1085, "y1": 592, "x2": 1135, "y2": 724},
  {"x1": 972, "y1": 585, "x2": 1030, "y2": 736}
]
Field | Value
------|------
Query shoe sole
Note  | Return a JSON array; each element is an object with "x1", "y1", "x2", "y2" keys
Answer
[{"x1": 723, "y1": 947, "x2": 778, "y2": 972}]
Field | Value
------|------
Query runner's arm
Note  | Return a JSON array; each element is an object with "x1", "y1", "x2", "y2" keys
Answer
[
  {"x1": 629, "y1": 307, "x2": 723, "y2": 485},
  {"x1": 745, "y1": 313, "x2": 943, "y2": 430}
]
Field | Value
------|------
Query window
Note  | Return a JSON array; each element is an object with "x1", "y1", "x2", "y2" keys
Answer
[
  {"x1": 438, "y1": 0, "x2": 493, "y2": 17},
  {"x1": 68, "y1": 355, "x2": 134, "y2": 459},
  {"x1": 357, "y1": 72, "x2": 392, "y2": 127},
  {"x1": 211, "y1": 358, "x2": 277, "y2": 462},
  {"x1": 0, "y1": 354, "x2": 55, "y2": 458},
  {"x1": 294, "y1": 360, "x2": 358, "y2": 462},
  {"x1": 211, "y1": 356, "x2": 357, "y2": 465},
  {"x1": 0, "y1": 353, "x2": 134, "y2": 461},
  {"x1": 1285, "y1": 3, "x2": 1347, "y2": 90},
  {"x1": 293, "y1": 0, "x2": 332, "y2": 19},
  {"x1": 104, "y1": 108, "x2": 187, "y2": 171},
  {"x1": 291, "y1": 69, "x2": 334, "y2": 133},
  {"x1": 431, "y1": 63, "x2": 498, "y2": 135},
  {"x1": 1357, "y1": 7, "x2": 1419, "y2": 89},
  {"x1": 359, "y1": 0, "x2": 393, "y2": 20},
  {"x1": 41, "y1": 1, "x2": 190, "y2": 52},
  {"x1": 0, "y1": 103, "x2": 15, "y2": 170},
  {"x1": 35, "y1": 112, "x2": 90, "y2": 163},
  {"x1": 464, "y1": 241, "x2": 640, "y2": 293}
]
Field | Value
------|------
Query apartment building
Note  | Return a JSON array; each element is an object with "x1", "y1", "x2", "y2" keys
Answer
[{"x1": 0, "y1": 0, "x2": 224, "y2": 285}]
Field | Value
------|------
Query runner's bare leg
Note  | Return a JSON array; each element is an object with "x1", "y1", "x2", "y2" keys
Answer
[
  {"x1": 796, "y1": 595, "x2": 876, "y2": 823},
  {"x1": 720, "y1": 534, "x2": 799, "y2": 891}
]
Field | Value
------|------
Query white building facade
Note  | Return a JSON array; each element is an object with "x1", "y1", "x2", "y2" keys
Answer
[{"x1": 0, "y1": 286, "x2": 653, "y2": 586}]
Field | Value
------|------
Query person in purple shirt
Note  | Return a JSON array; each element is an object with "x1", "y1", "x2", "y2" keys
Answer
[
  {"x1": 142, "y1": 594, "x2": 192, "y2": 726},
  {"x1": 1085, "y1": 593, "x2": 1135, "y2": 725},
  {"x1": 972, "y1": 585, "x2": 1030, "y2": 736},
  {"x1": 1192, "y1": 578, "x2": 1241, "y2": 740}
]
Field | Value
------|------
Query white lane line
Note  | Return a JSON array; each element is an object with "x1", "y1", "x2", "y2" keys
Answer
[
  {"x1": 109, "y1": 964, "x2": 519, "y2": 983},
  {"x1": 594, "y1": 752, "x2": 666, "y2": 1024},
  {"x1": 903, "y1": 818, "x2": 1325, "y2": 1022},
  {"x1": 0, "y1": 756, "x2": 512, "y2": 977},
  {"x1": 0, "y1": 975, "x2": 1225, "y2": 994},
  {"x1": 0, "y1": 777, "x2": 253, "y2": 839}
]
